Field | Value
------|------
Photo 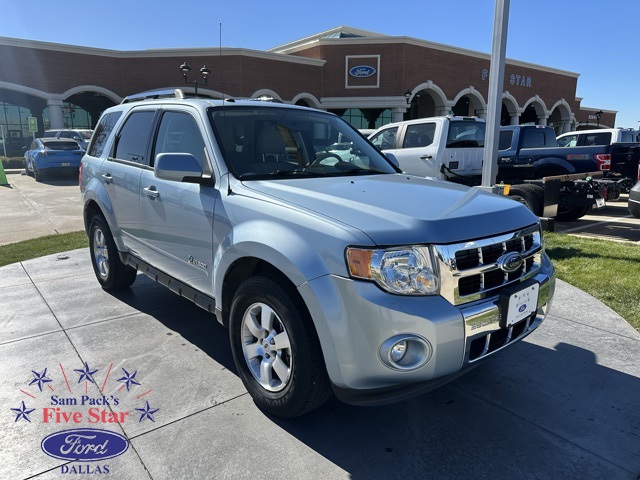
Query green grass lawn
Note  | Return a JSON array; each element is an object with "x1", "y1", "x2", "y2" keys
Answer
[
  {"x1": 544, "y1": 232, "x2": 640, "y2": 333},
  {"x1": 0, "y1": 230, "x2": 638, "y2": 333},
  {"x1": 0, "y1": 230, "x2": 88, "y2": 267}
]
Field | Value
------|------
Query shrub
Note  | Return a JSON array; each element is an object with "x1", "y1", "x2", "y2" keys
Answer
[{"x1": 0, "y1": 157, "x2": 25, "y2": 169}]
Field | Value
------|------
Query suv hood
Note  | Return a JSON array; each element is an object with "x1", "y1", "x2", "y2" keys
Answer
[{"x1": 242, "y1": 174, "x2": 538, "y2": 245}]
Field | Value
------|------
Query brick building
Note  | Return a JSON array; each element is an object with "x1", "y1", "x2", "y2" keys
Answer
[{"x1": 0, "y1": 26, "x2": 614, "y2": 156}]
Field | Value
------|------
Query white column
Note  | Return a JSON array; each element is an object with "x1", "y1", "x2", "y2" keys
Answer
[
  {"x1": 474, "y1": 108, "x2": 487, "y2": 119},
  {"x1": 510, "y1": 114, "x2": 520, "y2": 125},
  {"x1": 391, "y1": 107, "x2": 406, "y2": 123},
  {"x1": 537, "y1": 115, "x2": 548, "y2": 126},
  {"x1": 47, "y1": 99, "x2": 65, "y2": 129}
]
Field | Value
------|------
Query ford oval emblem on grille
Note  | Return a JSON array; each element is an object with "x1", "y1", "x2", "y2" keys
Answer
[
  {"x1": 348, "y1": 65, "x2": 376, "y2": 78},
  {"x1": 497, "y1": 252, "x2": 523, "y2": 273}
]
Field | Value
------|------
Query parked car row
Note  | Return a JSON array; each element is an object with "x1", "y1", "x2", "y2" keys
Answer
[
  {"x1": 24, "y1": 138, "x2": 84, "y2": 182},
  {"x1": 21, "y1": 129, "x2": 92, "y2": 181}
]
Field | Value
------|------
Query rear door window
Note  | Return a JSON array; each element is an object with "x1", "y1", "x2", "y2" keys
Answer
[
  {"x1": 402, "y1": 123, "x2": 436, "y2": 148},
  {"x1": 113, "y1": 111, "x2": 155, "y2": 165}
]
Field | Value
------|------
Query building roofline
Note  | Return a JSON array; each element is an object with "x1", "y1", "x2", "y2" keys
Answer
[
  {"x1": 0, "y1": 36, "x2": 325, "y2": 66},
  {"x1": 269, "y1": 26, "x2": 580, "y2": 78}
]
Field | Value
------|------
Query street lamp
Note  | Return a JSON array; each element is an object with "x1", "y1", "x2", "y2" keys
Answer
[
  {"x1": 179, "y1": 62, "x2": 211, "y2": 96},
  {"x1": 595, "y1": 110, "x2": 603, "y2": 127}
]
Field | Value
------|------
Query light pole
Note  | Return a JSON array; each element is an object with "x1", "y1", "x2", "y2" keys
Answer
[
  {"x1": 595, "y1": 110, "x2": 603, "y2": 127},
  {"x1": 179, "y1": 62, "x2": 211, "y2": 96}
]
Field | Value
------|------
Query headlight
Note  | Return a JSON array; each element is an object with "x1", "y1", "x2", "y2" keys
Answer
[{"x1": 346, "y1": 246, "x2": 439, "y2": 295}]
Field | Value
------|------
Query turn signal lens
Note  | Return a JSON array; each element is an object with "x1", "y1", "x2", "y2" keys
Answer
[{"x1": 346, "y1": 248, "x2": 373, "y2": 279}]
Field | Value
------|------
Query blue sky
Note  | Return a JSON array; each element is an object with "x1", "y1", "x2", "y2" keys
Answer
[{"x1": 4, "y1": 0, "x2": 638, "y2": 128}]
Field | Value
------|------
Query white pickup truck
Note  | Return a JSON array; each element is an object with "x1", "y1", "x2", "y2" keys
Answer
[{"x1": 368, "y1": 116, "x2": 485, "y2": 182}]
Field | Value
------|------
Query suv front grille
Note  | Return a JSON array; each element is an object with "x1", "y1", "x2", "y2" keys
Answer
[{"x1": 434, "y1": 224, "x2": 542, "y2": 306}]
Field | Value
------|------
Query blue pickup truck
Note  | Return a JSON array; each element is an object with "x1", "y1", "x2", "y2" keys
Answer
[
  {"x1": 497, "y1": 125, "x2": 639, "y2": 191},
  {"x1": 496, "y1": 125, "x2": 640, "y2": 221}
]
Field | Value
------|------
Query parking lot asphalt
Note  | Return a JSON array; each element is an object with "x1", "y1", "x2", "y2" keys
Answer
[{"x1": 1, "y1": 170, "x2": 639, "y2": 479}]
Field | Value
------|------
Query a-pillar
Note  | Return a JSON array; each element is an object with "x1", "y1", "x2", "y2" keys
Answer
[{"x1": 47, "y1": 99, "x2": 65, "y2": 129}]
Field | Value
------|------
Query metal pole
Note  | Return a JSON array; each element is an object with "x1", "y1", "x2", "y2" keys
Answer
[
  {"x1": 0, "y1": 125, "x2": 6, "y2": 157},
  {"x1": 481, "y1": 0, "x2": 510, "y2": 188}
]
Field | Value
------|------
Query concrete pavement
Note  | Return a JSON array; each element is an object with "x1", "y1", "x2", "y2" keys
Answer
[
  {"x1": 0, "y1": 170, "x2": 83, "y2": 246},
  {"x1": 0, "y1": 248, "x2": 638, "y2": 479},
  {"x1": 1, "y1": 169, "x2": 639, "y2": 479}
]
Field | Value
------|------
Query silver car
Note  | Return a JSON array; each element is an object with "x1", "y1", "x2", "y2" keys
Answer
[{"x1": 80, "y1": 89, "x2": 555, "y2": 417}]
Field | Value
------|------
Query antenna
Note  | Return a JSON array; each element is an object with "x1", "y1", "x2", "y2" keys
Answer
[{"x1": 219, "y1": 23, "x2": 224, "y2": 100}]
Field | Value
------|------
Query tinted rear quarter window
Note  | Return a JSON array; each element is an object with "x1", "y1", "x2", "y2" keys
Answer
[
  {"x1": 88, "y1": 111, "x2": 123, "y2": 158},
  {"x1": 498, "y1": 130, "x2": 513, "y2": 150},
  {"x1": 521, "y1": 129, "x2": 546, "y2": 148}
]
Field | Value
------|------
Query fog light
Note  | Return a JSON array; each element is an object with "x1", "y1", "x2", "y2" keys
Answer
[
  {"x1": 379, "y1": 334, "x2": 432, "y2": 371},
  {"x1": 390, "y1": 341, "x2": 407, "y2": 362}
]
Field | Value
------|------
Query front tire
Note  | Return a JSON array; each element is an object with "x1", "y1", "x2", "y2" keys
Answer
[
  {"x1": 229, "y1": 275, "x2": 331, "y2": 418},
  {"x1": 88, "y1": 214, "x2": 137, "y2": 290}
]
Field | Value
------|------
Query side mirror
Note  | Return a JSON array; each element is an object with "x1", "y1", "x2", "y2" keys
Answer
[
  {"x1": 155, "y1": 153, "x2": 207, "y2": 184},
  {"x1": 385, "y1": 153, "x2": 400, "y2": 169}
]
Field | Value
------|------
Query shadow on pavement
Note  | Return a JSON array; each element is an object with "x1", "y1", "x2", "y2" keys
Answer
[{"x1": 106, "y1": 276, "x2": 640, "y2": 478}]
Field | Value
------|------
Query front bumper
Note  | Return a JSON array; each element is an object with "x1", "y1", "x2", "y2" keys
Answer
[{"x1": 299, "y1": 260, "x2": 555, "y2": 406}]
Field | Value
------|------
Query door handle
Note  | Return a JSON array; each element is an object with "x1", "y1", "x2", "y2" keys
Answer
[
  {"x1": 101, "y1": 173, "x2": 113, "y2": 184},
  {"x1": 420, "y1": 155, "x2": 433, "y2": 159},
  {"x1": 143, "y1": 186, "x2": 160, "y2": 198}
]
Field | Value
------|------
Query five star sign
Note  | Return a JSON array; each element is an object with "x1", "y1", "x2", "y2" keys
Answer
[
  {"x1": 117, "y1": 368, "x2": 141, "y2": 391},
  {"x1": 135, "y1": 401, "x2": 159, "y2": 423},
  {"x1": 74, "y1": 362, "x2": 98, "y2": 384},
  {"x1": 11, "y1": 401, "x2": 35, "y2": 422},
  {"x1": 29, "y1": 368, "x2": 52, "y2": 392}
]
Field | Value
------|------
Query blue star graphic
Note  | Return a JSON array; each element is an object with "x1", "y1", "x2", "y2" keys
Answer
[
  {"x1": 74, "y1": 362, "x2": 98, "y2": 384},
  {"x1": 117, "y1": 368, "x2": 141, "y2": 391},
  {"x1": 29, "y1": 368, "x2": 52, "y2": 392},
  {"x1": 135, "y1": 401, "x2": 159, "y2": 423},
  {"x1": 11, "y1": 401, "x2": 35, "y2": 422}
]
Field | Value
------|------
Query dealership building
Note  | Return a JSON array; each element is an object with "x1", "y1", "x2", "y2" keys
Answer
[{"x1": 0, "y1": 26, "x2": 615, "y2": 156}]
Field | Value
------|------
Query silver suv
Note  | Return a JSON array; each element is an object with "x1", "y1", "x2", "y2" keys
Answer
[{"x1": 80, "y1": 89, "x2": 556, "y2": 417}]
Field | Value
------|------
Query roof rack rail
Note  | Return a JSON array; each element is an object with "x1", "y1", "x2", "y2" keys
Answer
[{"x1": 121, "y1": 88, "x2": 186, "y2": 104}]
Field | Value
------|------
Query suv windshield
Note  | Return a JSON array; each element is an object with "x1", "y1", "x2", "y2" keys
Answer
[
  {"x1": 209, "y1": 106, "x2": 397, "y2": 179},
  {"x1": 446, "y1": 121, "x2": 485, "y2": 148}
]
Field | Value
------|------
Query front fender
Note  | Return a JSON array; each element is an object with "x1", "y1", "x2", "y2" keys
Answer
[{"x1": 213, "y1": 218, "x2": 345, "y2": 302}]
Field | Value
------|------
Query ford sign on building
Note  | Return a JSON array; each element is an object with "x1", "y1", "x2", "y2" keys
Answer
[{"x1": 349, "y1": 65, "x2": 376, "y2": 78}]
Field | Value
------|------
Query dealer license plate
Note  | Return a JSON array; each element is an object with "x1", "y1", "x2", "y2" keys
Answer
[
  {"x1": 61, "y1": 162, "x2": 71, "y2": 167},
  {"x1": 595, "y1": 198, "x2": 606, "y2": 209},
  {"x1": 504, "y1": 283, "x2": 539, "y2": 327}
]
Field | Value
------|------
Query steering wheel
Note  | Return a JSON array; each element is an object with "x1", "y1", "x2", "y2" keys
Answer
[{"x1": 309, "y1": 151, "x2": 343, "y2": 166}]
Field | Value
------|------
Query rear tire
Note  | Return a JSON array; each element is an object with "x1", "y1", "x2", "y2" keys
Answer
[
  {"x1": 88, "y1": 214, "x2": 137, "y2": 290},
  {"x1": 508, "y1": 184, "x2": 544, "y2": 216},
  {"x1": 33, "y1": 167, "x2": 44, "y2": 182},
  {"x1": 229, "y1": 275, "x2": 332, "y2": 418},
  {"x1": 555, "y1": 205, "x2": 591, "y2": 222}
]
